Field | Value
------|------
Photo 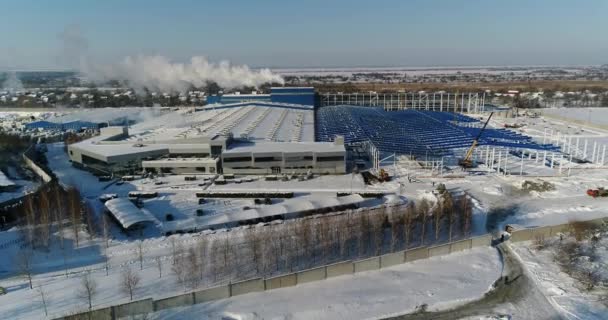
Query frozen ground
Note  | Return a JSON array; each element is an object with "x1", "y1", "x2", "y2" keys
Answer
[
  {"x1": 542, "y1": 108, "x2": 608, "y2": 127},
  {"x1": 145, "y1": 247, "x2": 501, "y2": 320},
  {"x1": 514, "y1": 241, "x2": 608, "y2": 320}
]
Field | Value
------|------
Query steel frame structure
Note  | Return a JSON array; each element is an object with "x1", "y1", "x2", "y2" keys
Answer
[{"x1": 320, "y1": 92, "x2": 487, "y2": 113}]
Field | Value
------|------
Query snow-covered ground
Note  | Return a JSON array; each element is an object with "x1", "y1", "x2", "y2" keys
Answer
[
  {"x1": 514, "y1": 238, "x2": 608, "y2": 319},
  {"x1": 146, "y1": 247, "x2": 501, "y2": 320},
  {"x1": 542, "y1": 108, "x2": 608, "y2": 127}
]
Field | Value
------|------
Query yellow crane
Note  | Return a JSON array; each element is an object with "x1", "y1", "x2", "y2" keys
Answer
[{"x1": 459, "y1": 112, "x2": 494, "y2": 168}]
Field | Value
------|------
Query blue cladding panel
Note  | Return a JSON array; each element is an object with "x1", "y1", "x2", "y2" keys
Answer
[
  {"x1": 271, "y1": 87, "x2": 315, "y2": 106},
  {"x1": 206, "y1": 94, "x2": 270, "y2": 104},
  {"x1": 26, "y1": 120, "x2": 100, "y2": 131}
]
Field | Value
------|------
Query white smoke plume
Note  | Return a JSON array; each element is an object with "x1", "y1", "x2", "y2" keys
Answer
[
  {"x1": 83, "y1": 55, "x2": 284, "y2": 93},
  {"x1": 59, "y1": 25, "x2": 284, "y2": 93},
  {"x1": 2, "y1": 72, "x2": 24, "y2": 93}
]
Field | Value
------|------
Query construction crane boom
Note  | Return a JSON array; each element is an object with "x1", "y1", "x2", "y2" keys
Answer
[{"x1": 460, "y1": 112, "x2": 494, "y2": 167}]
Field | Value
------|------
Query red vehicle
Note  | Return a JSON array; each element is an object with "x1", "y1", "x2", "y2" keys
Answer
[{"x1": 587, "y1": 188, "x2": 608, "y2": 198}]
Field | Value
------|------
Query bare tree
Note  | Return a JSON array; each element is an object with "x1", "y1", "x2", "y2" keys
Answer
[
  {"x1": 22, "y1": 194, "x2": 36, "y2": 247},
  {"x1": 17, "y1": 249, "x2": 34, "y2": 289},
  {"x1": 390, "y1": 210, "x2": 403, "y2": 252},
  {"x1": 171, "y1": 243, "x2": 187, "y2": 289},
  {"x1": 67, "y1": 188, "x2": 82, "y2": 247},
  {"x1": 185, "y1": 247, "x2": 201, "y2": 289},
  {"x1": 357, "y1": 212, "x2": 370, "y2": 257},
  {"x1": 318, "y1": 219, "x2": 331, "y2": 263},
  {"x1": 371, "y1": 210, "x2": 386, "y2": 256},
  {"x1": 37, "y1": 285, "x2": 48, "y2": 317},
  {"x1": 78, "y1": 272, "x2": 97, "y2": 310},
  {"x1": 338, "y1": 212, "x2": 352, "y2": 259},
  {"x1": 418, "y1": 199, "x2": 429, "y2": 245},
  {"x1": 84, "y1": 202, "x2": 97, "y2": 241},
  {"x1": 155, "y1": 256, "x2": 162, "y2": 278},
  {"x1": 433, "y1": 201, "x2": 444, "y2": 242},
  {"x1": 121, "y1": 267, "x2": 141, "y2": 301},
  {"x1": 137, "y1": 241, "x2": 144, "y2": 270},
  {"x1": 196, "y1": 236, "x2": 208, "y2": 281},
  {"x1": 245, "y1": 229, "x2": 262, "y2": 274},
  {"x1": 460, "y1": 195, "x2": 473, "y2": 237},
  {"x1": 404, "y1": 202, "x2": 415, "y2": 248},
  {"x1": 443, "y1": 193, "x2": 454, "y2": 241},
  {"x1": 296, "y1": 219, "x2": 312, "y2": 266},
  {"x1": 102, "y1": 214, "x2": 110, "y2": 249},
  {"x1": 38, "y1": 190, "x2": 51, "y2": 248},
  {"x1": 103, "y1": 248, "x2": 110, "y2": 276}
]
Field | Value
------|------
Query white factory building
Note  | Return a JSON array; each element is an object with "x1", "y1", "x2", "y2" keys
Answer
[{"x1": 67, "y1": 101, "x2": 346, "y2": 175}]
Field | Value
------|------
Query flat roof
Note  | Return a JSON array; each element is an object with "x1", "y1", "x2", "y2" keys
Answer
[
  {"x1": 224, "y1": 141, "x2": 345, "y2": 154},
  {"x1": 184, "y1": 194, "x2": 364, "y2": 230},
  {"x1": 72, "y1": 140, "x2": 169, "y2": 158}
]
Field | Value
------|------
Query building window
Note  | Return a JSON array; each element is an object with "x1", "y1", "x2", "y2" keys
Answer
[
  {"x1": 316, "y1": 156, "x2": 344, "y2": 162},
  {"x1": 255, "y1": 157, "x2": 282, "y2": 162},
  {"x1": 223, "y1": 156, "x2": 252, "y2": 163},
  {"x1": 196, "y1": 167, "x2": 206, "y2": 172}
]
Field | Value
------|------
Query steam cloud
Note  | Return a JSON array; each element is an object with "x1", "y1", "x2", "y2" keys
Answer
[
  {"x1": 2, "y1": 72, "x2": 24, "y2": 93},
  {"x1": 59, "y1": 25, "x2": 284, "y2": 93},
  {"x1": 83, "y1": 55, "x2": 284, "y2": 93}
]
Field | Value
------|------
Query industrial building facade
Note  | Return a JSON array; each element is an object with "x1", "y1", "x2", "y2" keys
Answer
[
  {"x1": 67, "y1": 96, "x2": 347, "y2": 176},
  {"x1": 222, "y1": 140, "x2": 346, "y2": 175}
]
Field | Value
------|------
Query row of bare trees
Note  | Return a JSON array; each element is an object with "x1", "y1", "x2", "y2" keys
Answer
[
  {"x1": 162, "y1": 193, "x2": 475, "y2": 290},
  {"x1": 19, "y1": 183, "x2": 85, "y2": 250},
  {"x1": 56, "y1": 192, "x2": 474, "y2": 315}
]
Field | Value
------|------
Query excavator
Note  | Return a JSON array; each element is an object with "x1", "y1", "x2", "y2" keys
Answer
[{"x1": 459, "y1": 112, "x2": 494, "y2": 168}]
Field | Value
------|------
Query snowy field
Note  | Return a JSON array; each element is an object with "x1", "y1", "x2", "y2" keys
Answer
[
  {"x1": 542, "y1": 108, "x2": 608, "y2": 127},
  {"x1": 514, "y1": 239, "x2": 608, "y2": 319},
  {"x1": 146, "y1": 247, "x2": 501, "y2": 320}
]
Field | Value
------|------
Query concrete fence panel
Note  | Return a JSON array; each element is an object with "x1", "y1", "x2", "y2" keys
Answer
[
  {"x1": 113, "y1": 298, "x2": 153, "y2": 319},
  {"x1": 510, "y1": 229, "x2": 533, "y2": 242},
  {"x1": 428, "y1": 244, "x2": 451, "y2": 257},
  {"x1": 296, "y1": 266, "x2": 327, "y2": 284},
  {"x1": 326, "y1": 261, "x2": 354, "y2": 278},
  {"x1": 265, "y1": 273, "x2": 297, "y2": 290},
  {"x1": 449, "y1": 239, "x2": 472, "y2": 253},
  {"x1": 471, "y1": 234, "x2": 492, "y2": 248},
  {"x1": 354, "y1": 257, "x2": 380, "y2": 273},
  {"x1": 62, "y1": 307, "x2": 113, "y2": 320},
  {"x1": 380, "y1": 251, "x2": 405, "y2": 268},
  {"x1": 153, "y1": 293, "x2": 194, "y2": 311},
  {"x1": 405, "y1": 247, "x2": 429, "y2": 262},
  {"x1": 231, "y1": 278, "x2": 265, "y2": 296},
  {"x1": 194, "y1": 285, "x2": 231, "y2": 303}
]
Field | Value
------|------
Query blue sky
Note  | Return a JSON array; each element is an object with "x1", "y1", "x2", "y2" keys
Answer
[{"x1": 1, "y1": 0, "x2": 607, "y2": 69}]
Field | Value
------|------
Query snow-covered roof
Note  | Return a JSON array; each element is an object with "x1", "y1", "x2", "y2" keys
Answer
[
  {"x1": 191, "y1": 194, "x2": 364, "y2": 229},
  {"x1": 73, "y1": 140, "x2": 169, "y2": 158},
  {"x1": 0, "y1": 171, "x2": 15, "y2": 187},
  {"x1": 104, "y1": 198, "x2": 157, "y2": 229}
]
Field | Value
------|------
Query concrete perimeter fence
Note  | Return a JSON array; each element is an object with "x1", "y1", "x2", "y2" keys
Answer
[{"x1": 58, "y1": 217, "x2": 608, "y2": 320}]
